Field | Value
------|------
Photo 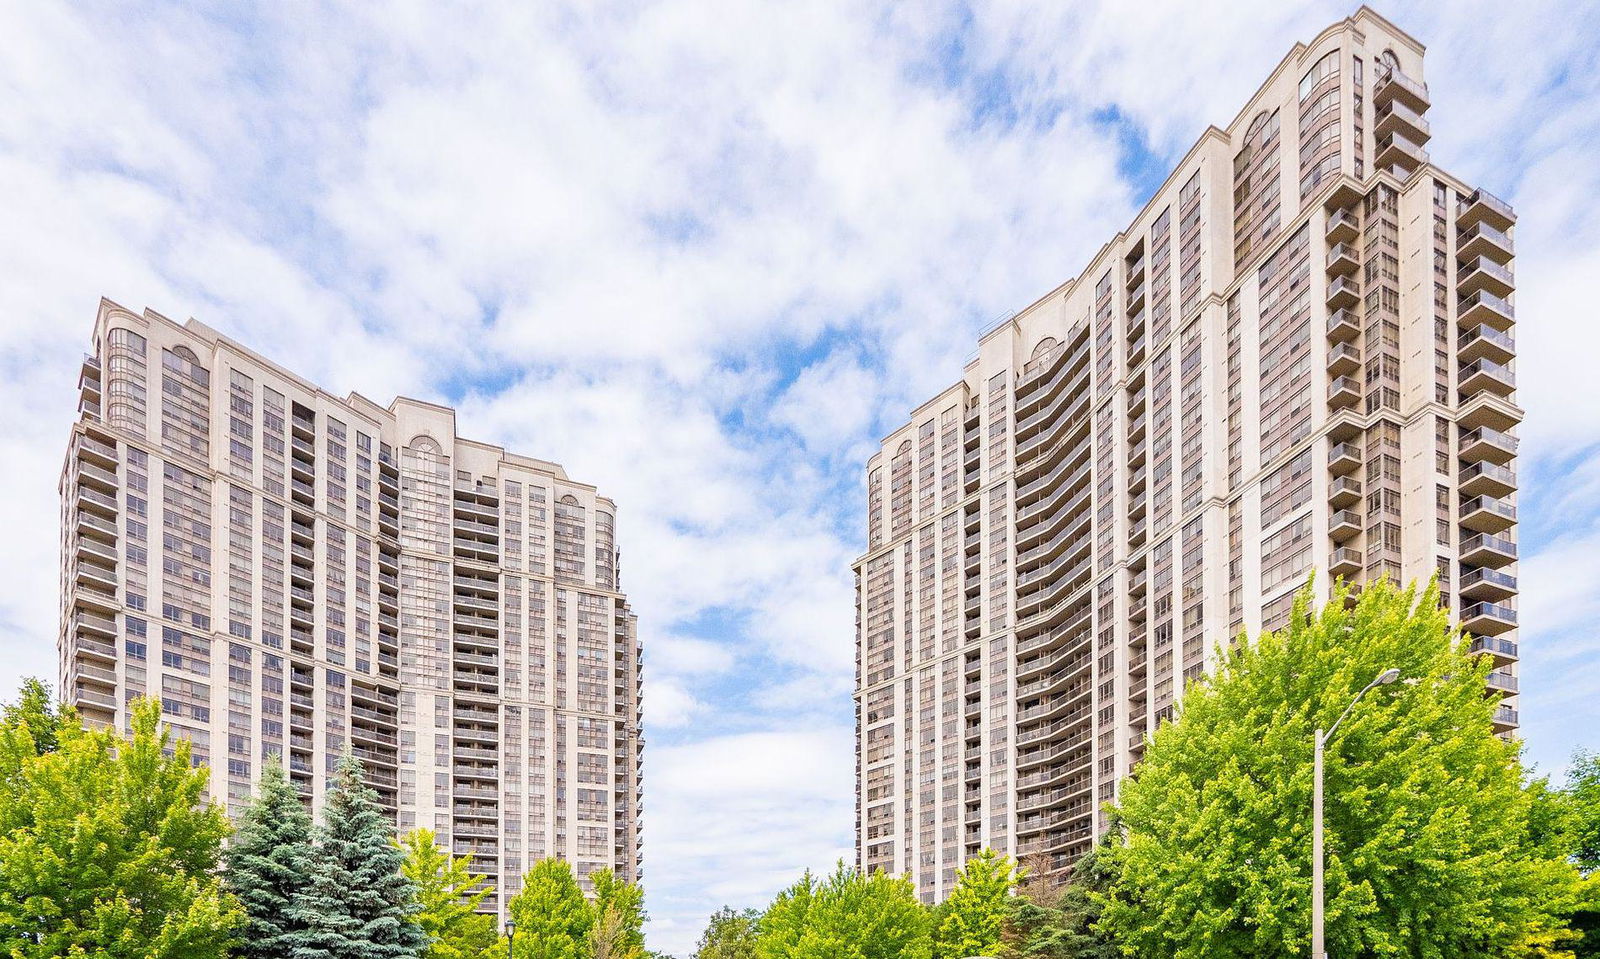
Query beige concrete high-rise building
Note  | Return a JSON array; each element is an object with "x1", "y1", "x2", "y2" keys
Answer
[
  {"x1": 59, "y1": 300, "x2": 644, "y2": 913},
  {"x1": 854, "y1": 6, "x2": 1519, "y2": 897}
]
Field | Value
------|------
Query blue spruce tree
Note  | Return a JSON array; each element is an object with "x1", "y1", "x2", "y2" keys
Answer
[
  {"x1": 289, "y1": 752, "x2": 427, "y2": 958},
  {"x1": 224, "y1": 754, "x2": 316, "y2": 959}
]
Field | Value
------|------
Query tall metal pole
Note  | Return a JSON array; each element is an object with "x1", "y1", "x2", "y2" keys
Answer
[{"x1": 1312, "y1": 728, "x2": 1325, "y2": 959}]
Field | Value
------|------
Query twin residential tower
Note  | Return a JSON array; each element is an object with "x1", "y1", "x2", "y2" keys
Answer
[
  {"x1": 58, "y1": 302, "x2": 643, "y2": 916},
  {"x1": 854, "y1": 7, "x2": 1520, "y2": 897}
]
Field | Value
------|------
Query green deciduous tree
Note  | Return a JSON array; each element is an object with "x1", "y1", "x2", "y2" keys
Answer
[
  {"x1": 592, "y1": 867, "x2": 647, "y2": 957},
  {"x1": 1000, "y1": 849, "x2": 1118, "y2": 959},
  {"x1": 225, "y1": 754, "x2": 316, "y2": 959},
  {"x1": 756, "y1": 862, "x2": 931, "y2": 959},
  {"x1": 507, "y1": 858, "x2": 592, "y2": 959},
  {"x1": 399, "y1": 828, "x2": 497, "y2": 959},
  {"x1": 1100, "y1": 578, "x2": 1584, "y2": 959},
  {"x1": 289, "y1": 752, "x2": 426, "y2": 958},
  {"x1": 0, "y1": 678, "x2": 66, "y2": 757},
  {"x1": 695, "y1": 906, "x2": 761, "y2": 959},
  {"x1": 933, "y1": 849, "x2": 1019, "y2": 959},
  {"x1": 0, "y1": 692, "x2": 243, "y2": 958}
]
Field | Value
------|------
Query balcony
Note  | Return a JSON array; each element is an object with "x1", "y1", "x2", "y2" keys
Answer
[
  {"x1": 1325, "y1": 208, "x2": 1358, "y2": 244},
  {"x1": 1460, "y1": 532, "x2": 1516, "y2": 568},
  {"x1": 1458, "y1": 392, "x2": 1523, "y2": 433},
  {"x1": 1326, "y1": 308, "x2": 1360, "y2": 343},
  {"x1": 1458, "y1": 188, "x2": 1516, "y2": 232},
  {"x1": 1329, "y1": 441, "x2": 1362, "y2": 475},
  {"x1": 1457, "y1": 324, "x2": 1514, "y2": 365},
  {"x1": 1460, "y1": 461, "x2": 1516, "y2": 498},
  {"x1": 1326, "y1": 243, "x2": 1359, "y2": 276},
  {"x1": 1375, "y1": 99, "x2": 1430, "y2": 143},
  {"x1": 1470, "y1": 635, "x2": 1519, "y2": 666},
  {"x1": 1326, "y1": 341, "x2": 1360, "y2": 376},
  {"x1": 1462, "y1": 602, "x2": 1517, "y2": 636},
  {"x1": 1329, "y1": 547, "x2": 1363, "y2": 578},
  {"x1": 1458, "y1": 256, "x2": 1514, "y2": 299},
  {"x1": 1374, "y1": 70, "x2": 1430, "y2": 112},
  {"x1": 1492, "y1": 705, "x2": 1519, "y2": 731},
  {"x1": 1326, "y1": 275, "x2": 1360, "y2": 310},
  {"x1": 1461, "y1": 567, "x2": 1517, "y2": 602},
  {"x1": 1328, "y1": 475, "x2": 1362, "y2": 508},
  {"x1": 1460, "y1": 495, "x2": 1517, "y2": 534},
  {"x1": 77, "y1": 461, "x2": 118, "y2": 492},
  {"x1": 1375, "y1": 130, "x2": 1428, "y2": 172},
  {"x1": 1459, "y1": 426, "x2": 1518, "y2": 465},
  {"x1": 1458, "y1": 221, "x2": 1513, "y2": 264},
  {"x1": 1327, "y1": 375, "x2": 1361, "y2": 409},
  {"x1": 1459, "y1": 358, "x2": 1515, "y2": 398},
  {"x1": 73, "y1": 609, "x2": 117, "y2": 638},
  {"x1": 1329, "y1": 509, "x2": 1362, "y2": 542},
  {"x1": 77, "y1": 486, "x2": 117, "y2": 517},
  {"x1": 1485, "y1": 671, "x2": 1519, "y2": 696},
  {"x1": 1126, "y1": 280, "x2": 1146, "y2": 314},
  {"x1": 1458, "y1": 290, "x2": 1514, "y2": 331},
  {"x1": 74, "y1": 559, "x2": 117, "y2": 593}
]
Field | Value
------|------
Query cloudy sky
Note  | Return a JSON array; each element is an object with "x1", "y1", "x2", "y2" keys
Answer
[{"x1": 3, "y1": 1, "x2": 1598, "y2": 953}]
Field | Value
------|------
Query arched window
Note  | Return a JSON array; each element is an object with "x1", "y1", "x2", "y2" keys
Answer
[{"x1": 408, "y1": 434, "x2": 441, "y2": 454}]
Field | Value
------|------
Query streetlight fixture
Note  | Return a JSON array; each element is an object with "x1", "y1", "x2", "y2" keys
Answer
[
  {"x1": 1312, "y1": 667, "x2": 1399, "y2": 959},
  {"x1": 505, "y1": 919, "x2": 516, "y2": 957}
]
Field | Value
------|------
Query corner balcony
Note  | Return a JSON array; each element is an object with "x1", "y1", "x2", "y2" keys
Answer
[
  {"x1": 1470, "y1": 635, "x2": 1519, "y2": 666},
  {"x1": 1460, "y1": 495, "x2": 1517, "y2": 534},
  {"x1": 1375, "y1": 99, "x2": 1431, "y2": 144},
  {"x1": 1329, "y1": 509, "x2": 1362, "y2": 542},
  {"x1": 75, "y1": 432, "x2": 117, "y2": 468},
  {"x1": 1374, "y1": 70, "x2": 1430, "y2": 113},
  {"x1": 1485, "y1": 671, "x2": 1519, "y2": 697},
  {"x1": 1329, "y1": 547, "x2": 1363, "y2": 578},
  {"x1": 1462, "y1": 602, "x2": 1517, "y2": 636},
  {"x1": 1326, "y1": 275, "x2": 1360, "y2": 311},
  {"x1": 1492, "y1": 705, "x2": 1519, "y2": 732},
  {"x1": 1328, "y1": 441, "x2": 1362, "y2": 476},
  {"x1": 1325, "y1": 208, "x2": 1358, "y2": 244},
  {"x1": 1458, "y1": 256, "x2": 1515, "y2": 299},
  {"x1": 1326, "y1": 341, "x2": 1361, "y2": 376},
  {"x1": 1460, "y1": 461, "x2": 1516, "y2": 498},
  {"x1": 1457, "y1": 324, "x2": 1514, "y2": 365},
  {"x1": 1327, "y1": 308, "x2": 1361, "y2": 343},
  {"x1": 1327, "y1": 375, "x2": 1362, "y2": 409},
  {"x1": 1375, "y1": 130, "x2": 1428, "y2": 172},
  {"x1": 1458, "y1": 222, "x2": 1514, "y2": 264},
  {"x1": 1326, "y1": 242, "x2": 1359, "y2": 276},
  {"x1": 1460, "y1": 567, "x2": 1517, "y2": 602},
  {"x1": 1458, "y1": 290, "x2": 1514, "y2": 331},
  {"x1": 1329, "y1": 475, "x2": 1362, "y2": 509},
  {"x1": 1459, "y1": 358, "x2": 1516, "y2": 398},
  {"x1": 1458, "y1": 188, "x2": 1516, "y2": 232},
  {"x1": 1458, "y1": 392, "x2": 1523, "y2": 433},
  {"x1": 1459, "y1": 426, "x2": 1518, "y2": 465},
  {"x1": 1460, "y1": 532, "x2": 1517, "y2": 568},
  {"x1": 76, "y1": 486, "x2": 117, "y2": 518}
]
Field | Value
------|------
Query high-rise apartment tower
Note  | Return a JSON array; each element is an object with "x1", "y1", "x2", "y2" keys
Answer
[
  {"x1": 854, "y1": 6, "x2": 1519, "y2": 898},
  {"x1": 59, "y1": 301, "x2": 644, "y2": 912}
]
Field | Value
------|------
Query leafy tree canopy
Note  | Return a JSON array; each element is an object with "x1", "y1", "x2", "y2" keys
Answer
[
  {"x1": 756, "y1": 862, "x2": 931, "y2": 959},
  {"x1": 507, "y1": 858, "x2": 593, "y2": 959},
  {"x1": 0, "y1": 692, "x2": 243, "y2": 959},
  {"x1": 695, "y1": 905, "x2": 762, "y2": 959},
  {"x1": 933, "y1": 849, "x2": 1019, "y2": 959},
  {"x1": 1100, "y1": 578, "x2": 1584, "y2": 959},
  {"x1": 400, "y1": 828, "x2": 497, "y2": 959}
]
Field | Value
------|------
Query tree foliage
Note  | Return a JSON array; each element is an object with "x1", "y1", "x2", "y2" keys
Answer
[
  {"x1": 1000, "y1": 849, "x2": 1117, "y2": 959},
  {"x1": 756, "y1": 862, "x2": 931, "y2": 959},
  {"x1": 695, "y1": 906, "x2": 761, "y2": 959},
  {"x1": 0, "y1": 692, "x2": 242, "y2": 958},
  {"x1": 592, "y1": 866, "x2": 648, "y2": 957},
  {"x1": 933, "y1": 849, "x2": 1019, "y2": 959},
  {"x1": 289, "y1": 752, "x2": 426, "y2": 958},
  {"x1": 507, "y1": 858, "x2": 592, "y2": 959},
  {"x1": 399, "y1": 828, "x2": 497, "y2": 959},
  {"x1": 225, "y1": 754, "x2": 316, "y2": 959},
  {"x1": 1100, "y1": 578, "x2": 1584, "y2": 959}
]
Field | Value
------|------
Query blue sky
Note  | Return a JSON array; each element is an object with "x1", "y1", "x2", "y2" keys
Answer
[{"x1": 2, "y1": 1, "x2": 1598, "y2": 954}]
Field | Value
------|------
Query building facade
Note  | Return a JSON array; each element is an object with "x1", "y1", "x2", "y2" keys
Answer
[
  {"x1": 854, "y1": 6, "x2": 1519, "y2": 898},
  {"x1": 59, "y1": 301, "x2": 644, "y2": 913}
]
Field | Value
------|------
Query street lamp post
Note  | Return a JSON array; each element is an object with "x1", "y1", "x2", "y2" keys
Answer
[
  {"x1": 1312, "y1": 667, "x2": 1399, "y2": 959},
  {"x1": 505, "y1": 919, "x2": 516, "y2": 957}
]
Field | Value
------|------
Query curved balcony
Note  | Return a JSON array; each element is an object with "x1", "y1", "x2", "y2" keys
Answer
[
  {"x1": 1458, "y1": 257, "x2": 1514, "y2": 299},
  {"x1": 1458, "y1": 222, "x2": 1513, "y2": 265},
  {"x1": 1458, "y1": 324, "x2": 1514, "y2": 365},
  {"x1": 1460, "y1": 532, "x2": 1516, "y2": 568},
  {"x1": 1462, "y1": 602, "x2": 1517, "y2": 636},
  {"x1": 1460, "y1": 495, "x2": 1516, "y2": 534},
  {"x1": 1460, "y1": 567, "x2": 1517, "y2": 602},
  {"x1": 1458, "y1": 188, "x2": 1515, "y2": 232},
  {"x1": 1459, "y1": 426, "x2": 1518, "y2": 465}
]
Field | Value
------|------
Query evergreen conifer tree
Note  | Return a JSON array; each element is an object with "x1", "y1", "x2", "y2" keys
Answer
[
  {"x1": 225, "y1": 754, "x2": 316, "y2": 959},
  {"x1": 289, "y1": 752, "x2": 426, "y2": 958}
]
